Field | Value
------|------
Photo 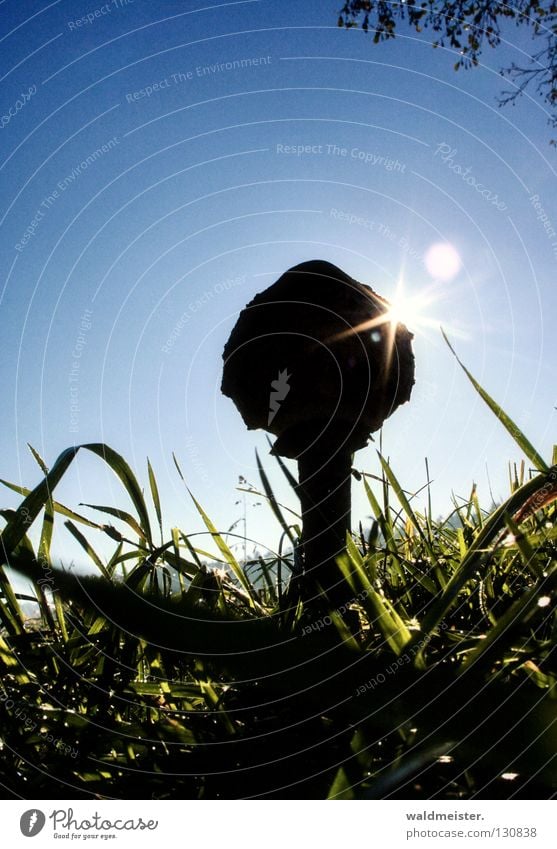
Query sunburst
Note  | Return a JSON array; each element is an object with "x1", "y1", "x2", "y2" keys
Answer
[{"x1": 332, "y1": 277, "x2": 440, "y2": 346}]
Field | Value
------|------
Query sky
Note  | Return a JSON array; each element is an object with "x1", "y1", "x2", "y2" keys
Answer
[{"x1": 1, "y1": 0, "x2": 556, "y2": 565}]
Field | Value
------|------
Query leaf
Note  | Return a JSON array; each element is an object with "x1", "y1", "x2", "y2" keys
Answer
[
  {"x1": 38, "y1": 495, "x2": 55, "y2": 567},
  {"x1": 188, "y1": 490, "x2": 257, "y2": 606},
  {"x1": 0, "y1": 446, "x2": 79, "y2": 557},
  {"x1": 27, "y1": 443, "x2": 49, "y2": 475},
  {"x1": 53, "y1": 590, "x2": 69, "y2": 642},
  {"x1": 378, "y1": 453, "x2": 436, "y2": 562},
  {"x1": 255, "y1": 449, "x2": 295, "y2": 545},
  {"x1": 328, "y1": 767, "x2": 355, "y2": 800},
  {"x1": 0, "y1": 478, "x2": 101, "y2": 530},
  {"x1": 82, "y1": 444, "x2": 153, "y2": 544},
  {"x1": 363, "y1": 477, "x2": 397, "y2": 555},
  {"x1": 338, "y1": 539, "x2": 412, "y2": 657},
  {"x1": 64, "y1": 521, "x2": 111, "y2": 579},
  {"x1": 1, "y1": 442, "x2": 154, "y2": 560},
  {"x1": 147, "y1": 458, "x2": 163, "y2": 541},
  {"x1": 79, "y1": 503, "x2": 147, "y2": 544},
  {"x1": 461, "y1": 567, "x2": 557, "y2": 671},
  {"x1": 502, "y1": 513, "x2": 543, "y2": 580},
  {"x1": 266, "y1": 435, "x2": 299, "y2": 491},
  {"x1": 409, "y1": 465, "x2": 557, "y2": 662},
  {"x1": 442, "y1": 329, "x2": 548, "y2": 472}
]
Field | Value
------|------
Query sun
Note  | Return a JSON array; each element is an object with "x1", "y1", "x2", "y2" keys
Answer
[
  {"x1": 379, "y1": 242, "x2": 463, "y2": 336},
  {"x1": 330, "y1": 248, "x2": 465, "y2": 348},
  {"x1": 383, "y1": 279, "x2": 439, "y2": 334},
  {"x1": 385, "y1": 290, "x2": 429, "y2": 332},
  {"x1": 330, "y1": 278, "x2": 440, "y2": 347}
]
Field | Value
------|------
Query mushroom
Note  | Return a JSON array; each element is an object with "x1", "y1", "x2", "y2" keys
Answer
[{"x1": 221, "y1": 260, "x2": 415, "y2": 607}]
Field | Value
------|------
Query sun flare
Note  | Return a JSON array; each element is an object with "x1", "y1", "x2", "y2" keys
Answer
[
  {"x1": 384, "y1": 291, "x2": 430, "y2": 332},
  {"x1": 331, "y1": 279, "x2": 440, "y2": 346},
  {"x1": 383, "y1": 279, "x2": 439, "y2": 335},
  {"x1": 330, "y1": 255, "x2": 468, "y2": 351},
  {"x1": 424, "y1": 242, "x2": 462, "y2": 281}
]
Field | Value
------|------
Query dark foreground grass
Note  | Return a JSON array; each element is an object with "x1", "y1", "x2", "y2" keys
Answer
[{"x1": 0, "y1": 350, "x2": 556, "y2": 799}]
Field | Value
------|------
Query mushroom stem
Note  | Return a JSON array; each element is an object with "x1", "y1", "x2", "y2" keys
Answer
[{"x1": 296, "y1": 445, "x2": 353, "y2": 608}]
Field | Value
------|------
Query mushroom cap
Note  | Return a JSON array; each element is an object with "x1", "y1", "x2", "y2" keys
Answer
[{"x1": 221, "y1": 260, "x2": 415, "y2": 458}]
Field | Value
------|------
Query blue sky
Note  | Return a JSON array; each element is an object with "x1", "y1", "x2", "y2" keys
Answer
[{"x1": 1, "y1": 0, "x2": 556, "y2": 563}]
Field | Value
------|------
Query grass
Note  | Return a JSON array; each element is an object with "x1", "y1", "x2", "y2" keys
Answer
[{"x1": 0, "y1": 347, "x2": 556, "y2": 799}]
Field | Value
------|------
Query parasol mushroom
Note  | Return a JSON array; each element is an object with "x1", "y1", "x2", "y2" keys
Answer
[{"x1": 221, "y1": 260, "x2": 415, "y2": 607}]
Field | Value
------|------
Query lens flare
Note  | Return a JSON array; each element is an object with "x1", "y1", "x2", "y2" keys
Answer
[
  {"x1": 425, "y1": 243, "x2": 462, "y2": 281},
  {"x1": 330, "y1": 260, "x2": 467, "y2": 352},
  {"x1": 332, "y1": 279, "x2": 439, "y2": 345},
  {"x1": 384, "y1": 289, "x2": 432, "y2": 332}
]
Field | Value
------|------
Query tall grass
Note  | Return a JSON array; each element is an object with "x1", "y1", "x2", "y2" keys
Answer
[{"x1": 0, "y1": 346, "x2": 556, "y2": 799}]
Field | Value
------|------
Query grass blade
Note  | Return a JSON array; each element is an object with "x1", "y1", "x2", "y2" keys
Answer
[
  {"x1": 409, "y1": 465, "x2": 557, "y2": 661},
  {"x1": 378, "y1": 453, "x2": 436, "y2": 562},
  {"x1": 338, "y1": 538, "x2": 412, "y2": 657},
  {"x1": 188, "y1": 491, "x2": 256, "y2": 606},
  {"x1": 442, "y1": 329, "x2": 548, "y2": 472},
  {"x1": 147, "y1": 458, "x2": 163, "y2": 542},
  {"x1": 83, "y1": 444, "x2": 153, "y2": 545},
  {"x1": 79, "y1": 503, "x2": 147, "y2": 544},
  {"x1": 266, "y1": 435, "x2": 298, "y2": 490},
  {"x1": 255, "y1": 449, "x2": 295, "y2": 545},
  {"x1": 462, "y1": 567, "x2": 557, "y2": 672},
  {"x1": 64, "y1": 520, "x2": 111, "y2": 579},
  {"x1": 0, "y1": 478, "x2": 102, "y2": 530},
  {"x1": 0, "y1": 446, "x2": 79, "y2": 556}
]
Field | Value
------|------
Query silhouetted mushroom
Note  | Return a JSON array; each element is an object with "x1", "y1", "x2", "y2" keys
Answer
[{"x1": 222, "y1": 259, "x2": 414, "y2": 606}]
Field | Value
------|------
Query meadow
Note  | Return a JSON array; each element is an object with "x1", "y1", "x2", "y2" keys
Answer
[{"x1": 0, "y1": 345, "x2": 555, "y2": 799}]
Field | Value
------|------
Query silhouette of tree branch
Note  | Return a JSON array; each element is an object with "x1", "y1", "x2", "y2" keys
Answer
[
  {"x1": 499, "y1": 29, "x2": 557, "y2": 129},
  {"x1": 337, "y1": 1, "x2": 557, "y2": 139}
]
